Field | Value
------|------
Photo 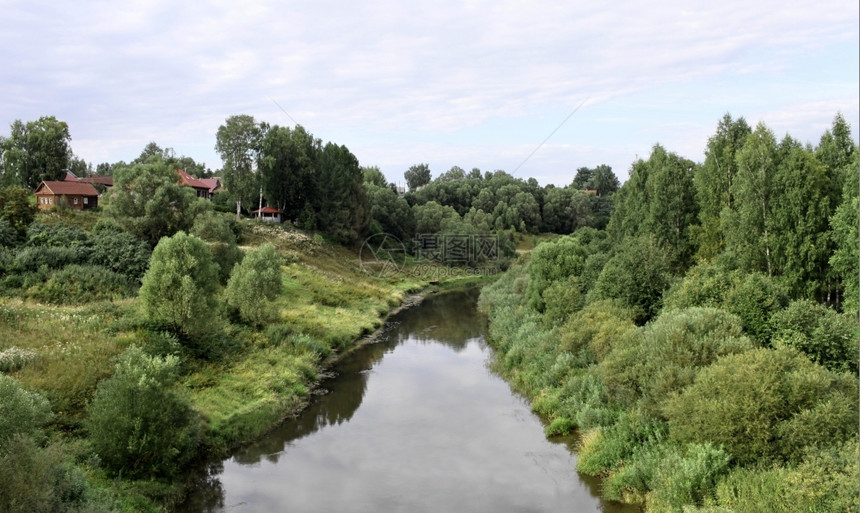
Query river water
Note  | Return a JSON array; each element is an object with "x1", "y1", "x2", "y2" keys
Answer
[{"x1": 179, "y1": 288, "x2": 638, "y2": 513}]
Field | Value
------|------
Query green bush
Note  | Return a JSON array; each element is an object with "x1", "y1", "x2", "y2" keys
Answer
[
  {"x1": 724, "y1": 272, "x2": 788, "y2": 344},
  {"x1": 770, "y1": 299, "x2": 858, "y2": 373},
  {"x1": 30, "y1": 265, "x2": 137, "y2": 304},
  {"x1": 0, "y1": 435, "x2": 111, "y2": 513},
  {"x1": 576, "y1": 409, "x2": 667, "y2": 476},
  {"x1": 26, "y1": 223, "x2": 90, "y2": 248},
  {"x1": 139, "y1": 232, "x2": 221, "y2": 337},
  {"x1": 88, "y1": 230, "x2": 151, "y2": 281},
  {"x1": 665, "y1": 347, "x2": 856, "y2": 464},
  {"x1": 597, "y1": 307, "x2": 753, "y2": 416},
  {"x1": 648, "y1": 443, "x2": 731, "y2": 513},
  {"x1": 662, "y1": 261, "x2": 740, "y2": 311},
  {"x1": 85, "y1": 346, "x2": 201, "y2": 479},
  {"x1": 0, "y1": 375, "x2": 52, "y2": 447},
  {"x1": 13, "y1": 245, "x2": 87, "y2": 273},
  {"x1": 225, "y1": 243, "x2": 283, "y2": 326},
  {"x1": 589, "y1": 236, "x2": 673, "y2": 324},
  {"x1": 541, "y1": 275, "x2": 584, "y2": 327}
]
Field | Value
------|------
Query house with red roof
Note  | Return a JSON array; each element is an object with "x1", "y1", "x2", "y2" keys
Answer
[
  {"x1": 176, "y1": 169, "x2": 212, "y2": 198},
  {"x1": 251, "y1": 206, "x2": 284, "y2": 223},
  {"x1": 34, "y1": 181, "x2": 100, "y2": 210}
]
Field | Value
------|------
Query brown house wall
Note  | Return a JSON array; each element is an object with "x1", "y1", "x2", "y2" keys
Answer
[{"x1": 35, "y1": 193, "x2": 98, "y2": 210}]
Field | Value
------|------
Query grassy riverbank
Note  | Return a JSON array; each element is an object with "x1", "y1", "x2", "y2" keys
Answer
[
  {"x1": 479, "y1": 242, "x2": 858, "y2": 513},
  {"x1": 0, "y1": 213, "x2": 497, "y2": 512}
]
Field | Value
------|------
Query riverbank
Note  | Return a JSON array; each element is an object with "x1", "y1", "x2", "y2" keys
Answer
[{"x1": 0, "y1": 218, "x2": 500, "y2": 513}]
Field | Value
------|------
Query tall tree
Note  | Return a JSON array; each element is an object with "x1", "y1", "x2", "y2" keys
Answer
[
  {"x1": 646, "y1": 145, "x2": 699, "y2": 270},
  {"x1": 215, "y1": 115, "x2": 262, "y2": 219},
  {"x1": 695, "y1": 114, "x2": 751, "y2": 260},
  {"x1": 591, "y1": 164, "x2": 620, "y2": 196},
  {"x1": 314, "y1": 142, "x2": 370, "y2": 243},
  {"x1": 723, "y1": 122, "x2": 779, "y2": 276},
  {"x1": 0, "y1": 116, "x2": 72, "y2": 189},
  {"x1": 404, "y1": 163, "x2": 432, "y2": 191},
  {"x1": 258, "y1": 124, "x2": 318, "y2": 221}
]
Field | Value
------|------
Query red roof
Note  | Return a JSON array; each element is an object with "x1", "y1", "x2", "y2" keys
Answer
[
  {"x1": 79, "y1": 175, "x2": 114, "y2": 186},
  {"x1": 176, "y1": 169, "x2": 209, "y2": 190},
  {"x1": 35, "y1": 181, "x2": 99, "y2": 196},
  {"x1": 251, "y1": 206, "x2": 284, "y2": 214},
  {"x1": 65, "y1": 171, "x2": 80, "y2": 181},
  {"x1": 198, "y1": 177, "x2": 221, "y2": 193}
]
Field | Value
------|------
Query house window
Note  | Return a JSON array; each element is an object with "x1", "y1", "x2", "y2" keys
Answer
[
  {"x1": 84, "y1": 197, "x2": 89, "y2": 205},
  {"x1": 74, "y1": 197, "x2": 79, "y2": 205}
]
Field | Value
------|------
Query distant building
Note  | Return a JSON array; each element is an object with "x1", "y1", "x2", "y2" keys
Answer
[
  {"x1": 251, "y1": 206, "x2": 284, "y2": 223},
  {"x1": 34, "y1": 181, "x2": 100, "y2": 210},
  {"x1": 198, "y1": 177, "x2": 222, "y2": 197},
  {"x1": 176, "y1": 169, "x2": 212, "y2": 199},
  {"x1": 65, "y1": 171, "x2": 114, "y2": 189}
]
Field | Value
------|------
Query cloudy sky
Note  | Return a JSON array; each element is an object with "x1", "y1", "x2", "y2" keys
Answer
[{"x1": 2, "y1": 0, "x2": 857, "y2": 186}]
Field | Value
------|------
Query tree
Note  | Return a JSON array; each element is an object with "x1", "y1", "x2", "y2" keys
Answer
[
  {"x1": 258, "y1": 124, "x2": 318, "y2": 221},
  {"x1": 0, "y1": 185, "x2": 36, "y2": 241},
  {"x1": 106, "y1": 157, "x2": 205, "y2": 246},
  {"x1": 695, "y1": 114, "x2": 751, "y2": 260},
  {"x1": 215, "y1": 115, "x2": 262, "y2": 219},
  {"x1": 314, "y1": 142, "x2": 370, "y2": 243},
  {"x1": 404, "y1": 163, "x2": 432, "y2": 191},
  {"x1": 363, "y1": 166, "x2": 388, "y2": 188},
  {"x1": 645, "y1": 145, "x2": 698, "y2": 270},
  {"x1": 226, "y1": 243, "x2": 283, "y2": 326},
  {"x1": 366, "y1": 183, "x2": 415, "y2": 240},
  {"x1": 85, "y1": 346, "x2": 201, "y2": 478},
  {"x1": 139, "y1": 232, "x2": 221, "y2": 337},
  {"x1": 0, "y1": 116, "x2": 72, "y2": 189},
  {"x1": 591, "y1": 165, "x2": 620, "y2": 196},
  {"x1": 723, "y1": 122, "x2": 779, "y2": 276}
]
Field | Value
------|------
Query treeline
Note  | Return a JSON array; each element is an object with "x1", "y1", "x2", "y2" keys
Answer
[{"x1": 479, "y1": 113, "x2": 858, "y2": 512}]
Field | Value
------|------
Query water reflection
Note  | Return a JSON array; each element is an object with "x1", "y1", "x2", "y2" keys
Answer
[{"x1": 179, "y1": 289, "x2": 638, "y2": 513}]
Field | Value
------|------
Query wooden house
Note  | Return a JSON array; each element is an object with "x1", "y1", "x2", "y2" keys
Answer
[
  {"x1": 34, "y1": 181, "x2": 100, "y2": 210},
  {"x1": 176, "y1": 169, "x2": 212, "y2": 198}
]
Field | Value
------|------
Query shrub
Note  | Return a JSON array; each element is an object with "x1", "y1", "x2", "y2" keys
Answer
[
  {"x1": 665, "y1": 347, "x2": 856, "y2": 464},
  {"x1": 0, "y1": 374, "x2": 52, "y2": 447},
  {"x1": 770, "y1": 300, "x2": 857, "y2": 373},
  {"x1": 541, "y1": 275, "x2": 584, "y2": 327},
  {"x1": 576, "y1": 409, "x2": 667, "y2": 476},
  {"x1": 647, "y1": 443, "x2": 731, "y2": 513},
  {"x1": 662, "y1": 261, "x2": 740, "y2": 311},
  {"x1": 89, "y1": 230, "x2": 152, "y2": 281},
  {"x1": 25, "y1": 223, "x2": 90, "y2": 248},
  {"x1": 0, "y1": 435, "x2": 103, "y2": 513},
  {"x1": 724, "y1": 272, "x2": 788, "y2": 344},
  {"x1": 85, "y1": 346, "x2": 201, "y2": 479},
  {"x1": 225, "y1": 243, "x2": 283, "y2": 326},
  {"x1": 30, "y1": 264, "x2": 137, "y2": 304},
  {"x1": 139, "y1": 232, "x2": 221, "y2": 337},
  {"x1": 12, "y1": 245, "x2": 87, "y2": 273},
  {"x1": 589, "y1": 236, "x2": 673, "y2": 324}
]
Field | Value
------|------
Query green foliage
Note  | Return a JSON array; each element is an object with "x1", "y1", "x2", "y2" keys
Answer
[
  {"x1": 540, "y1": 275, "x2": 584, "y2": 327},
  {"x1": 648, "y1": 443, "x2": 731, "y2": 513},
  {"x1": 695, "y1": 114, "x2": 751, "y2": 260},
  {"x1": 190, "y1": 210, "x2": 237, "y2": 244},
  {"x1": 598, "y1": 307, "x2": 753, "y2": 416},
  {"x1": 107, "y1": 156, "x2": 210, "y2": 246},
  {"x1": 724, "y1": 272, "x2": 788, "y2": 344},
  {"x1": 713, "y1": 440, "x2": 859, "y2": 513},
  {"x1": 0, "y1": 346, "x2": 37, "y2": 372},
  {"x1": 139, "y1": 232, "x2": 221, "y2": 337},
  {"x1": 576, "y1": 409, "x2": 667, "y2": 476},
  {"x1": 0, "y1": 185, "x2": 36, "y2": 240},
  {"x1": 0, "y1": 374, "x2": 52, "y2": 446},
  {"x1": 404, "y1": 163, "x2": 432, "y2": 191},
  {"x1": 662, "y1": 261, "x2": 739, "y2": 311},
  {"x1": 216, "y1": 115, "x2": 263, "y2": 218},
  {"x1": 0, "y1": 116, "x2": 72, "y2": 189},
  {"x1": 770, "y1": 299, "x2": 858, "y2": 373},
  {"x1": 589, "y1": 236, "x2": 673, "y2": 323},
  {"x1": 0, "y1": 435, "x2": 113, "y2": 513},
  {"x1": 85, "y1": 346, "x2": 201, "y2": 479},
  {"x1": 665, "y1": 347, "x2": 856, "y2": 464},
  {"x1": 225, "y1": 243, "x2": 283, "y2": 326},
  {"x1": 30, "y1": 264, "x2": 137, "y2": 304},
  {"x1": 365, "y1": 183, "x2": 415, "y2": 241},
  {"x1": 828, "y1": 150, "x2": 859, "y2": 314},
  {"x1": 88, "y1": 229, "x2": 151, "y2": 281}
]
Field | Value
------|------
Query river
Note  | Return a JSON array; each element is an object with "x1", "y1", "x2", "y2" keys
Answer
[{"x1": 178, "y1": 288, "x2": 638, "y2": 513}]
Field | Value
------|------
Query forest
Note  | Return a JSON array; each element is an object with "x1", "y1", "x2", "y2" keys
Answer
[
  {"x1": 0, "y1": 111, "x2": 856, "y2": 512},
  {"x1": 478, "y1": 113, "x2": 859, "y2": 512}
]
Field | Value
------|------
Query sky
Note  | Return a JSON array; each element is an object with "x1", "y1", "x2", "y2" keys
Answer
[{"x1": 1, "y1": 0, "x2": 858, "y2": 187}]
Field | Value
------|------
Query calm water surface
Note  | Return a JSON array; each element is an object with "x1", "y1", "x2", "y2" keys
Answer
[{"x1": 179, "y1": 289, "x2": 638, "y2": 513}]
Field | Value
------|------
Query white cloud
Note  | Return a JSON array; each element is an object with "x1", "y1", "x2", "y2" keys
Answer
[{"x1": 0, "y1": 0, "x2": 856, "y2": 185}]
